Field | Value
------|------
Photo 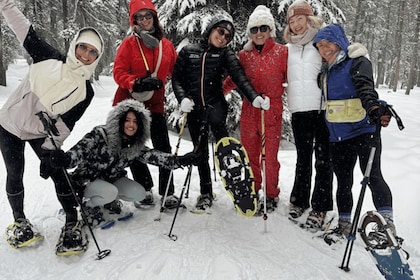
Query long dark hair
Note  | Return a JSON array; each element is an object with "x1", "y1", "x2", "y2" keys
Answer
[
  {"x1": 118, "y1": 109, "x2": 144, "y2": 141},
  {"x1": 151, "y1": 12, "x2": 165, "y2": 40}
]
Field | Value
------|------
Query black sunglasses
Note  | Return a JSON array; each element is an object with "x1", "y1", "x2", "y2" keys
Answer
[
  {"x1": 77, "y1": 44, "x2": 99, "y2": 57},
  {"x1": 135, "y1": 12, "x2": 153, "y2": 22},
  {"x1": 216, "y1": 27, "x2": 232, "y2": 41},
  {"x1": 250, "y1": 25, "x2": 270, "y2": 34}
]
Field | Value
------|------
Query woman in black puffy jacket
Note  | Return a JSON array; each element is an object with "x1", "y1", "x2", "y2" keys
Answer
[{"x1": 172, "y1": 13, "x2": 269, "y2": 211}]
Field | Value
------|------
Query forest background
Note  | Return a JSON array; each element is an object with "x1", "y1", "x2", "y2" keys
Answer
[{"x1": 0, "y1": 0, "x2": 419, "y2": 141}]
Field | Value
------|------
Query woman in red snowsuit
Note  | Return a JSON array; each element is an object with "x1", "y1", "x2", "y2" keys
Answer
[
  {"x1": 224, "y1": 5, "x2": 287, "y2": 212},
  {"x1": 112, "y1": 0, "x2": 178, "y2": 208}
]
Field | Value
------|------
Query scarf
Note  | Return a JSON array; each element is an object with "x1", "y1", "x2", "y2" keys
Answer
[{"x1": 290, "y1": 26, "x2": 318, "y2": 46}]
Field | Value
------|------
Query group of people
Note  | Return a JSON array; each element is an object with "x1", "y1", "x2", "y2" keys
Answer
[{"x1": 0, "y1": 0, "x2": 396, "y2": 255}]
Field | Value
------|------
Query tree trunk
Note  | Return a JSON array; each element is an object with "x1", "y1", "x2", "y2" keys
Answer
[
  {"x1": 405, "y1": 2, "x2": 420, "y2": 95},
  {"x1": 375, "y1": 0, "x2": 392, "y2": 87},
  {"x1": 0, "y1": 24, "x2": 6, "y2": 87},
  {"x1": 351, "y1": 0, "x2": 363, "y2": 41},
  {"x1": 391, "y1": 0, "x2": 406, "y2": 92}
]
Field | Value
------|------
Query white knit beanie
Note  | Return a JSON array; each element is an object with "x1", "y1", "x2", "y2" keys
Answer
[
  {"x1": 246, "y1": 5, "x2": 276, "y2": 38},
  {"x1": 75, "y1": 29, "x2": 103, "y2": 53},
  {"x1": 244, "y1": 5, "x2": 276, "y2": 51}
]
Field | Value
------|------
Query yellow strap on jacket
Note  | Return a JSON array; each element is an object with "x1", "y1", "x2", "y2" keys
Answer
[{"x1": 325, "y1": 98, "x2": 366, "y2": 123}]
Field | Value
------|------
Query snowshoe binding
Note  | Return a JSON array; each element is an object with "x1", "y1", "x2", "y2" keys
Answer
[
  {"x1": 56, "y1": 221, "x2": 88, "y2": 256},
  {"x1": 6, "y1": 218, "x2": 44, "y2": 249}
]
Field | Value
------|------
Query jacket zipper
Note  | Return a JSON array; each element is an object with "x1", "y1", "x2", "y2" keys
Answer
[
  {"x1": 200, "y1": 51, "x2": 208, "y2": 107},
  {"x1": 50, "y1": 87, "x2": 78, "y2": 111}
]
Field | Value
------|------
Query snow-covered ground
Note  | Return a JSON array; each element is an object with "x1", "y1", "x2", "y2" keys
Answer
[{"x1": 0, "y1": 59, "x2": 419, "y2": 279}]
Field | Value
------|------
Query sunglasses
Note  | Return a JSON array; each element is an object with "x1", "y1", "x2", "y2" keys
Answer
[
  {"x1": 216, "y1": 27, "x2": 232, "y2": 41},
  {"x1": 135, "y1": 12, "x2": 153, "y2": 22},
  {"x1": 250, "y1": 25, "x2": 270, "y2": 34},
  {"x1": 77, "y1": 44, "x2": 99, "y2": 57}
]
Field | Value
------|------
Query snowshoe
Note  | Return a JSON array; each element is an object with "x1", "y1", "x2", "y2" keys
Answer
[
  {"x1": 358, "y1": 211, "x2": 414, "y2": 280},
  {"x1": 6, "y1": 219, "x2": 44, "y2": 249},
  {"x1": 214, "y1": 137, "x2": 257, "y2": 217},
  {"x1": 56, "y1": 221, "x2": 88, "y2": 256}
]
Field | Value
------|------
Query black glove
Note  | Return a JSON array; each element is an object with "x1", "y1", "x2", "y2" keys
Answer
[
  {"x1": 367, "y1": 101, "x2": 390, "y2": 126},
  {"x1": 177, "y1": 152, "x2": 201, "y2": 167},
  {"x1": 40, "y1": 150, "x2": 71, "y2": 179},
  {"x1": 40, "y1": 155, "x2": 54, "y2": 179},
  {"x1": 132, "y1": 77, "x2": 163, "y2": 92}
]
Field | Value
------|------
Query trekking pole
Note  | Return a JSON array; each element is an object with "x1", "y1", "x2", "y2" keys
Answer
[
  {"x1": 261, "y1": 109, "x2": 268, "y2": 232},
  {"x1": 340, "y1": 138, "x2": 376, "y2": 271},
  {"x1": 340, "y1": 104, "x2": 404, "y2": 271},
  {"x1": 36, "y1": 112, "x2": 111, "y2": 260},
  {"x1": 167, "y1": 106, "x2": 212, "y2": 241},
  {"x1": 155, "y1": 112, "x2": 188, "y2": 221},
  {"x1": 211, "y1": 139, "x2": 217, "y2": 182}
]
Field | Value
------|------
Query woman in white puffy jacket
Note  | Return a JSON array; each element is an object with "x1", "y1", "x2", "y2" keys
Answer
[{"x1": 283, "y1": 1, "x2": 333, "y2": 230}]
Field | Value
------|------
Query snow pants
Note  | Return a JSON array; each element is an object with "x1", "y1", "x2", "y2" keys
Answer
[
  {"x1": 240, "y1": 107, "x2": 281, "y2": 198},
  {"x1": 84, "y1": 177, "x2": 145, "y2": 207}
]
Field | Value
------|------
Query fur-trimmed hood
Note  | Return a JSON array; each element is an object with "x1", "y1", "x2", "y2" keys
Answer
[{"x1": 105, "y1": 99, "x2": 151, "y2": 160}]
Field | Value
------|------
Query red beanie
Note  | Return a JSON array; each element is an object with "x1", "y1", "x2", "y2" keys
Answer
[{"x1": 129, "y1": 0, "x2": 158, "y2": 26}]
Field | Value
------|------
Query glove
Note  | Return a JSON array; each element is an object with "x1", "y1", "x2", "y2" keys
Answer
[
  {"x1": 132, "y1": 77, "x2": 163, "y2": 92},
  {"x1": 50, "y1": 149, "x2": 71, "y2": 168},
  {"x1": 40, "y1": 150, "x2": 71, "y2": 179},
  {"x1": 348, "y1": 42, "x2": 368, "y2": 58},
  {"x1": 177, "y1": 152, "x2": 201, "y2": 167},
  {"x1": 180, "y1": 98, "x2": 195, "y2": 113},
  {"x1": 40, "y1": 156, "x2": 54, "y2": 179},
  {"x1": 367, "y1": 102, "x2": 390, "y2": 127},
  {"x1": 252, "y1": 96, "x2": 270, "y2": 110}
]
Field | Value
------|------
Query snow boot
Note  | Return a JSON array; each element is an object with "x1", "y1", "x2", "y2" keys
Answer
[
  {"x1": 104, "y1": 199, "x2": 122, "y2": 215},
  {"x1": 288, "y1": 204, "x2": 305, "y2": 219},
  {"x1": 134, "y1": 190, "x2": 154, "y2": 208},
  {"x1": 195, "y1": 193, "x2": 213, "y2": 210},
  {"x1": 323, "y1": 220, "x2": 352, "y2": 245},
  {"x1": 305, "y1": 210, "x2": 326, "y2": 232},
  {"x1": 162, "y1": 195, "x2": 180, "y2": 209},
  {"x1": 84, "y1": 205, "x2": 105, "y2": 227}
]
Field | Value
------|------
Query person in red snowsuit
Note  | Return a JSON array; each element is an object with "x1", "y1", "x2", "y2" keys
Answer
[
  {"x1": 112, "y1": 0, "x2": 179, "y2": 208},
  {"x1": 224, "y1": 5, "x2": 288, "y2": 213}
]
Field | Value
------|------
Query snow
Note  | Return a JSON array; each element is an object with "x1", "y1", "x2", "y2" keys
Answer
[{"x1": 0, "y1": 59, "x2": 419, "y2": 279}]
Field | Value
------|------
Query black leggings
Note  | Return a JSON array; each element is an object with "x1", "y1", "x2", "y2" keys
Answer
[
  {"x1": 330, "y1": 133, "x2": 392, "y2": 215},
  {"x1": 0, "y1": 125, "x2": 78, "y2": 223}
]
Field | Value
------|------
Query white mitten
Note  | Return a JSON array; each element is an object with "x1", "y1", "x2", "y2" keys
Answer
[
  {"x1": 180, "y1": 98, "x2": 195, "y2": 113},
  {"x1": 252, "y1": 96, "x2": 270, "y2": 110},
  {"x1": 348, "y1": 42, "x2": 368, "y2": 58}
]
